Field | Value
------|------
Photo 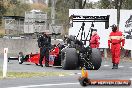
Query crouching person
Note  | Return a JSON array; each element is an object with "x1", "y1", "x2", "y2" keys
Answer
[
  {"x1": 18, "y1": 52, "x2": 25, "y2": 64},
  {"x1": 49, "y1": 44, "x2": 60, "y2": 63}
]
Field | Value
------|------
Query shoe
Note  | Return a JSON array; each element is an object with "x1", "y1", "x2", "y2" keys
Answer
[
  {"x1": 40, "y1": 65, "x2": 43, "y2": 67},
  {"x1": 112, "y1": 63, "x2": 116, "y2": 69},
  {"x1": 38, "y1": 64, "x2": 43, "y2": 67},
  {"x1": 45, "y1": 64, "x2": 50, "y2": 67},
  {"x1": 45, "y1": 61, "x2": 49, "y2": 67},
  {"x1": 19, "y1": 61, "x2": 23, "y2": 64},
  {"x1": 114, "y1": 64, "x2": 118, "y2": 69}
]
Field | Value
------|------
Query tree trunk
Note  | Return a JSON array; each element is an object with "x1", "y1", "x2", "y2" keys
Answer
[
  {"x1": 78, "y1": 0, "x2": 86, "y2": 9},
  {"x1": 82, "y1": 0, "x2": 86, "y2": 9},
  {"x1": 78, "y1": 0, "x2": 82, "y2": 9}
]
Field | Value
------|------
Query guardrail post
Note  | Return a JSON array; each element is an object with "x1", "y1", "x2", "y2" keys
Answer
[{"x1": 3, "y1": 48, "x2": 8, "y2": 78}]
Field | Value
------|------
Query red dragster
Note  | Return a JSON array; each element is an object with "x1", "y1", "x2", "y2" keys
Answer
[{"x1": 18, "y1": 46, "x2": 61, "y2": 66}]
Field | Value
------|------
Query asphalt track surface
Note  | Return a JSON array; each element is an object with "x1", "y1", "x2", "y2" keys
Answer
[{"x1": 0, "y1": 56, "x2": 132, "y2": 88}]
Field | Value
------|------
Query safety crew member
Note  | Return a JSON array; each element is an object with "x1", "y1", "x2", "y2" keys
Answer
[
  {"x1": 108, "y1": 24, "x2": 125, "y2": 69},
  {"x1": 90, "y1": 29, "x2": 100, "y2": 48},
  {"x1": 38, "y1": 32, "x2": 51, "y2": 67}
]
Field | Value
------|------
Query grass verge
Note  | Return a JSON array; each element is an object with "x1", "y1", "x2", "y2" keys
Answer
[{"x1": 0, "y1": 71, "x2": 71, "y2": 79}]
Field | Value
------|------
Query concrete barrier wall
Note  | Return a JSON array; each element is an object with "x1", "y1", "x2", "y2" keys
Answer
[
  {"x1": 0, "y1": 39, "x2": 62, "y2": 56},
  {"x1": 0, "y1": 39, "x2": 39, "y2": 55}
]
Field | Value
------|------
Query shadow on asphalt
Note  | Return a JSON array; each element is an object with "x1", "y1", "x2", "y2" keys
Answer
[{"x1": 25, "y1": 64, "x2": 32, "y2": 65}]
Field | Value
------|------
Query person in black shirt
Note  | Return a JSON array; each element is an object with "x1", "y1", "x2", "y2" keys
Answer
[{"x1": 38, "y1": 32, "x2": 51, "y2": 67}]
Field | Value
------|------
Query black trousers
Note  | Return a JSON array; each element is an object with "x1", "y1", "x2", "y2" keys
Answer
[{"x1": 39, "y1": 46, "x2": 49, "y2": 66}]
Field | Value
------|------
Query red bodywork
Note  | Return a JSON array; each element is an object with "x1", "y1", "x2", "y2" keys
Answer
[{"x1": 25, "y1": 47, "x2": 60, "y2": 65}]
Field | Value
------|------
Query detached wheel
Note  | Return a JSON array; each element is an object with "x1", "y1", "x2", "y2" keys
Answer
[
  {"x1": 61, "y1": 48, "x2": 78, "y2": 70},
  {"x1": 86, "y1": 48, "x2": 102, "y2": 70}
]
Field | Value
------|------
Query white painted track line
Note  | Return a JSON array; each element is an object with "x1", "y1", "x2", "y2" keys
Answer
[
  {"x1": 103, "y1": 65, "x2": 110, "y2": 67},
  {"x1": 8, "y1": 82, "x2": 79, "y2": 88},
  {"x1": 118, "y1": 66, "x2": 124, "y2": 68}
]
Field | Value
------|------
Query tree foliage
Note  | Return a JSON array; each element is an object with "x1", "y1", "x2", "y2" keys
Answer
[
  {"x1": 0, "y1": 0, "x2": 6, "y2": 16},
  {"x1": 99, "y1": 0, "x2": 110, "y2": 9},
  {"x1": 2, "y1": 0, "x2": 30, "y2": 16},
  {"x1": 121, "y1": 0, "x2": 132, "y2": 9},
  {"x1": 98, "y1": 0, "x2": 132, "y2": 9},
  {"x1": 30, "y1": 3, "x2": 49, "y2": 12},
  {"x1": 55, "y1": 0, "x2": 87, "y2": 23},
  {"x1": 2, "y1": 1, "x2": 49, "y2": 16}
]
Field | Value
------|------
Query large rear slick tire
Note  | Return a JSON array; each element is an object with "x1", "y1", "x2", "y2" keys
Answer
[{"x1": 61, "y1": 48, "x2": 78, "y2": 70}]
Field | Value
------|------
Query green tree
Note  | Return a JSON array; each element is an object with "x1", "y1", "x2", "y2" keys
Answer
[
  {"x1": 3, "y1": 0, "x2": 31, "y2": 16},
  {"x1": 53, "y1": 0, "x2": 87, "y2": 35},
  {"x1": 121, "y1": 0, "x2": 132, "y2": 9},
  {"x1": 78, "y1": 0, "x2": 87, "y2": 9},
  {"x1": 97, "y1": 0, "x2": 132, "y2": 9},
  {"x1": 85, "y1": 2, "x2": 94, "y2": 9},
  {"x1": 0, "y1": 0, "x2": 6, "y2": 16},
  {"x1": 55, "y1": 0, "x2": 87, "y2": 23},
  {"x1": 99, "y1": 0, "x2": 110, "y2": 9},
  {"x1": 0, "y1": 0, "x2": 4, "y2": 26},
  {"x1": 17, "y1": 3, "x2": 31, "y2": 16},
  {"x1": 31, "y1": 3, "x2": 48, "y2": 11}
]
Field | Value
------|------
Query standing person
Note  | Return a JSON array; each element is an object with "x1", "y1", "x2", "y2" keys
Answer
[
  {"x1": 90, "y1": 29, "x2": 100, "y2": 48},
  {"x1": 108, "y1": 24, "x2": 125, "y2": 69},
  {"x1": 45, "y1": 33, "x2": 51, "y2": 66},
  {"x1": 37, "y1": 32, "x2": 51, "y2": 67}
]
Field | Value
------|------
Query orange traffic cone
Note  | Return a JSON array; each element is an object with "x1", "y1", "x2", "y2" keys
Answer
[{"x1": 81, "y1": 67, "x2": 88, "y2": 78}]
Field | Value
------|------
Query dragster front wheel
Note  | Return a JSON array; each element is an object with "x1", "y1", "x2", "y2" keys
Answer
[
  {"x1": 61, "y1": 48, "x2": 79, "y2": 70},
  {"x1": 86, "y1": 48, "x2": 102, "y2": 70}
]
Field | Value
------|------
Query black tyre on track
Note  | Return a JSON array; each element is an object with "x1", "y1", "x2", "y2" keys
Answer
[
  {"x1": 86, "y1": 48, "x2": 102, "y2": 70},
  {"x1": 61, "y1": 48, "x2": 79, "y2": 70}
]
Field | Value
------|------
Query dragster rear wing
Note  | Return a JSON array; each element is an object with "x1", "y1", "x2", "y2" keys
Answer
[{"x1": 69, "y1": 14, "x2": 110, "y2": 29}]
